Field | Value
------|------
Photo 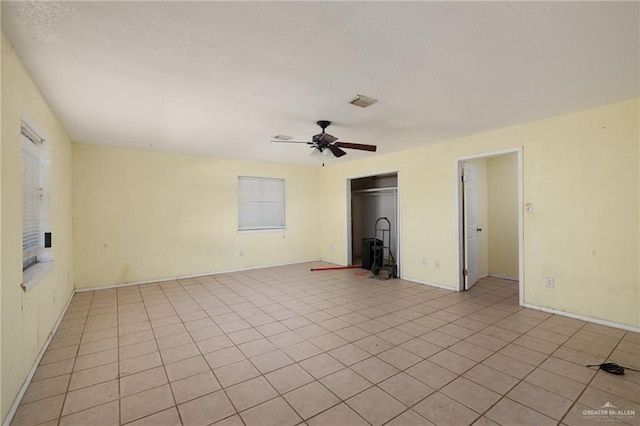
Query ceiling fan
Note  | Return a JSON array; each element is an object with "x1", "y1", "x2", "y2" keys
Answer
[{"x1": 271, "y1": 120, "x2": 377, "y2": 166}]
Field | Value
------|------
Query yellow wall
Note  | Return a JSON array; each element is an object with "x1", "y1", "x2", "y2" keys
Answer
[
  {"x1": 320, "y1": 98, "x2": 639, "y2": 328},
  {"x1": 72, "y1": 144, "x2": 321, "y2": 288},
  {"x1": 488, "y1": 153, "x2": 519, "y2": 278},
  {"x1": 1, "y1": 35, "x2": 75, "y2": 420}
]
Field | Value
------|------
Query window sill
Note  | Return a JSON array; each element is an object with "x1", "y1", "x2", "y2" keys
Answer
[
  {"x1": 22, "y1": 261, "x2": 54, "y2": 292},
  {"x1": 237, "y1": 228, "x2": 286, "y2": 234}
]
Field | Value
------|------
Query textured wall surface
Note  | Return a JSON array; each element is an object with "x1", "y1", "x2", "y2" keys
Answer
[{"x1": 1, "y1": 35, "x2": 75, "y2": 421}]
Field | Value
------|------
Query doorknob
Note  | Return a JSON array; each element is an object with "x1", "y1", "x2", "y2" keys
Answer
[{"x1": 477, "y1": 228, "x2": 482, "y2": 232}]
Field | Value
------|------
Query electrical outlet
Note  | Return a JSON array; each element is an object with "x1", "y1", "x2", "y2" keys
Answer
[
  {"x1": 434, "y1": 260, "x2": 440, "y2": 269},
  {"x1": 422, "y1": 258, "x2": 428, "y2": 267},
  {"x1": 330, "y1": 244, "x2": 334, "y2": 252},
  {"x1": 545, "y1": 277, "x2": 554, "y2": 288},
  {"x1": 239, "y1": 249, "x2": 244, "y2": 257}
]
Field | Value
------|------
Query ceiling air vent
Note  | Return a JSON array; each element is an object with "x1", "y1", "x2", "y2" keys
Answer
[
  {"x1": 273, "y1": 135, "x2": 293, "y2": 141},
  {"x1": 349, "y1": 95, "x2": 378, "y2": 108}
]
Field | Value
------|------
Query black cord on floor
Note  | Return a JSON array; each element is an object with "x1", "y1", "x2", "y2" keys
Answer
[{"x1": 586, "y1": 362, "x2": 640, "y2": 375}]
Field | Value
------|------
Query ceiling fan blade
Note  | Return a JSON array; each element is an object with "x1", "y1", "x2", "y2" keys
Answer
[
  {"x1": 335, "y1": 141, "x2": 377, "y2": 152},
  {"x1": 329, "y1": 145, "x2": 347, "y2": 158},
  {"x1": 270, "y1": 140, "x2": 312, "y2": 144}
]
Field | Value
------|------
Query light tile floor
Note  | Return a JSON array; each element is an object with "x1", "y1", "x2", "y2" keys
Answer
[{"x1": 11, "y1": 262, "x2": 640, "y2": 426}]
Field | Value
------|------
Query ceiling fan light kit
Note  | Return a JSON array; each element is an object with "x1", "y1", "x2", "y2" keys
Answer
[{"x1": 271, "y1": 120, "x2": 377, "y2": 166}]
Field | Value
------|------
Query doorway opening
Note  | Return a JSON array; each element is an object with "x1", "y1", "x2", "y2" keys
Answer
[
  {"x1": 456, "y1": 149, "x2": 523, "y2": 303},
  {"x1": 347, "y1": 172, "x2": 400, "y2": 276}
]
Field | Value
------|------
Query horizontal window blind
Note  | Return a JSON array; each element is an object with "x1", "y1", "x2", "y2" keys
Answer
[
  {"x1": 238, "y1": 177, "x2": 285, "y2": 230},
  {"x1": 21, "y1": 132, "x2": 43, "y2": 267}
]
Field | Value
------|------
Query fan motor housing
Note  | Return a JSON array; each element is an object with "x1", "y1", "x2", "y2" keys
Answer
[{"x1": 317, "y1": 120, "x2": 331, "y2": 130}]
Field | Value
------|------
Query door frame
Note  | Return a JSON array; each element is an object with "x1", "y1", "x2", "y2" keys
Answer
[
  {"x1": 346, "y1": 169, "x2": 402, "y2": 276},
  {"x1": 455, "y1": 148, "x2": 524, "y2": 305}
]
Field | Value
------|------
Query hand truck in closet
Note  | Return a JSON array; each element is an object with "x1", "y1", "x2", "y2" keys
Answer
[{"x1": 371, "y1": 217, "x2": 397, "y2": 280}]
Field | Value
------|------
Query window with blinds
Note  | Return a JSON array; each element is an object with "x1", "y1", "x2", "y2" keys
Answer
[
  {"x1": 238, "y1": 177, "x2": 285, "y2": 231},
  {"x1": 21, "y1": 128, "x2": 44, "y2": 269}
]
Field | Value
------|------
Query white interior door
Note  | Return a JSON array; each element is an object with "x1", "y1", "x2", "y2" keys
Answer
[{"x1": 463, "y1": 162, "x2": 480, "y2": 289}]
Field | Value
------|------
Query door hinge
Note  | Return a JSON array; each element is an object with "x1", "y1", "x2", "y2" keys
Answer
[
  {"x1": 463, "y1": 268, "x2": 468, "y2": 276},
  {"x1": 461, "y1": 175, "x2": 467, "y2": 182}
]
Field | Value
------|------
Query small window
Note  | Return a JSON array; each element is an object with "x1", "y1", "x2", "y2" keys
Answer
[
  {"x1": 20, "y1": 122, "x2": 51, "y2": 281},
  {"x1": 238, "y1": 176, "x2": 285, "y2": 231}
]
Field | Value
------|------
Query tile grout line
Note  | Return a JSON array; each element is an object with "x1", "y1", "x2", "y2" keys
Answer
[
  {"x1": 268, "y1": 278, "x2": 515, "y2": 424},
  {"x1": 182, "y1": 274, "x2": 372, "y2": 424},
  {"x1": 153, "y1": 282, "x2": 187, "y2": 426},
  {"x1": 558, "y1": 328, "x2": 631, "y2": 425},
  {"x1": 364, "y1": 281, "x2": 566, "y2": 424},
  {"x1": 56, "y1": 290, "x2": 93, "y2": 426},
  {"x1": 182, "y1": 274, "x2": 492, "y2": 424},
  {"x1": 442, "y1": 284, "x2": 600, "y2": 424},
  {"x1": 372, "y1": 281, "x2": 523, "y2": 425},
  {"x1": 467, "y1": 317, "x2": 591, "y2": 425},
  {"x1": 169, "y1": 279, "x2": 249, "y2": 426},
  {"x1": 22, "y1": 270, "x2": 638, "y2": 426},
  {"x1": 206, "y1": 290, "x2": 306, "y2": 425}
]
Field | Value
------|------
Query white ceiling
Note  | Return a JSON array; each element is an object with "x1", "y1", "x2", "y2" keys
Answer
[{"x1": 2, "y1": 1, "x2": 638, "y2": 166}]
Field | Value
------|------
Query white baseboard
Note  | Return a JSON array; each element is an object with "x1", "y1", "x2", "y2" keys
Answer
[
  {"x1": 75, "y1": 258, "x2": 322, "y2": 292},
  {"x1": 399, "y1": 275, "x2": 457, "y2": 292},
  {"x1": 489, "y1": 273, "x2": 519, "y2": 281},
  {"x1": 399, "y1": 275, "x2": 637, "y2": 333},
  {"x1": 2, "y1": 290, "x2": 75, "y2": 426},
  {"x1": 522, "y1": 302, "x2": 640, "y2": 333}
]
